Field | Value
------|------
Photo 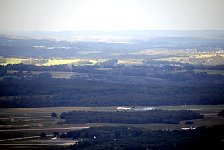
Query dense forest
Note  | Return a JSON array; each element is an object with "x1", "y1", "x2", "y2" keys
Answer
[
  {"x1": 57, "y1": 125, "x2": 224, "y2": 150},
  {"x1": 60, "y1": 110, "x2": 203, "y2": 124},
  {"x1": 0, "y1": 64, "x2": 224, "y2": 107}
]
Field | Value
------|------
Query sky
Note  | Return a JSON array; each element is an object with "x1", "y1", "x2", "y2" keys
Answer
[{"x1": 0, "y1": 0, "x2": 224, "y2": 31}]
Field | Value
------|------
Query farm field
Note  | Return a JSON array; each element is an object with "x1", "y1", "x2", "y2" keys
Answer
[{"x1": 0, "y1": 58, "x2": 100, "y2": 66}]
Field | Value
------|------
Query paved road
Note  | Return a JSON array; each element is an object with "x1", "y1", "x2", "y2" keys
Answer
[{"x1": 0, "y1": 126, "x2": 89, "y2": 132}]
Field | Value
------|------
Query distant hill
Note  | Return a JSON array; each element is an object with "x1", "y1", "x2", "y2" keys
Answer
[{"x1": 0, "y1": 30, "x2": 224, "y2": 58}]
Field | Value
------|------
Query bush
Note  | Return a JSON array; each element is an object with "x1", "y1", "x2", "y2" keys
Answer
[
  {"x1": 40, "y1": 132, "x2": 47, "y2": 138},
  {"x1": 51, "y1": 112, "x2": 57, "y2": 118}
]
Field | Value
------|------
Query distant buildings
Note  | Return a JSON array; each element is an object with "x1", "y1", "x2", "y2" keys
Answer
[{"x1": 181, "y1": 126, "x2": 196, "y2": 130}]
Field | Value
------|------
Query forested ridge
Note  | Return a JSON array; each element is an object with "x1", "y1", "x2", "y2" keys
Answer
[{"x1": 0, "y1": 64, "x2": 224, "y2": 107}]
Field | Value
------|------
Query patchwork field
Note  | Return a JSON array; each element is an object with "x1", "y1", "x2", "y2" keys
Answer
[{"x1": 1, "y1": 50, "x2": 224, "y2": 67}]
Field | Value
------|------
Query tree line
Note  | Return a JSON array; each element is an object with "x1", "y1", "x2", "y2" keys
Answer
[{"x1": 60, "y1": 110, "x2": 203, "y2": 124}]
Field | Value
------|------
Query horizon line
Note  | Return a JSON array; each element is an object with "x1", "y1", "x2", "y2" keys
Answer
[{"x1": 1, "y1": 29, "x2": 224, "y2": 33}]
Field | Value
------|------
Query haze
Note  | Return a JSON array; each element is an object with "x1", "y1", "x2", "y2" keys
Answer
[{"x1": 0, "y1": 0, "x2": 224, "y2": 32}]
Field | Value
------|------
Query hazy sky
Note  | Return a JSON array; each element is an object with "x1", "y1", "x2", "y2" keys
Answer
[{"x1": 0, "y1": 0, "x2": 224, "y2": 31}]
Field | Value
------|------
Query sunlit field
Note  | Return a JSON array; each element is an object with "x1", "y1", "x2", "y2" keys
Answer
[
  {"x1": 0, "y1": 58, "x2": 100, "y2": 66},
  {"x1": 44, "y1": 58, "x2": 81, "y2": 66},
  {"x1": 0, "y1": 58, "x2": 27, "y2": 66},
  {"x1": 1, "y1": 49, "x2": 224, "y2": 67}
]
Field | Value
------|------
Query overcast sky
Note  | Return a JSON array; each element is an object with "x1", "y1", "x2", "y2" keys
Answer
[{"x1": 0, "y1": 0, "x2": 224, "y2": 31}]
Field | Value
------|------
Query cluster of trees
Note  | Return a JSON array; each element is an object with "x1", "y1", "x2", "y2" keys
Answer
[
  {"x1": 51, "y1": 112, "x2": 57, "y2": 118},
  {"x1": 60, "y1": 125, "x2": 224, "y2": 150},
  {"x1": 60, "y1": 110, "x2": 203, "y2": 124}
]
